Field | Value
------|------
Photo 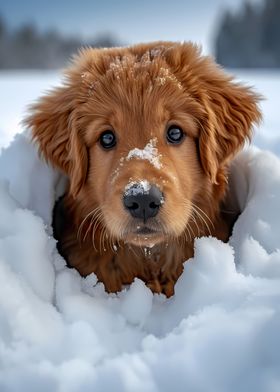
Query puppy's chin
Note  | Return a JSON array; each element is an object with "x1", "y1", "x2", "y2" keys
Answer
[
  {"x1": 122, "y1": 224, "x2": 168, "y2": 247},
  {"x1": 124, "y1": 231, "x2": 167, "y2": 247}
]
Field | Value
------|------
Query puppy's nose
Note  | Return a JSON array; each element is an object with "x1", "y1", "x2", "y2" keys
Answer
[{"x1": 123, "y1": 184, "x2": 164, "y2": 222}]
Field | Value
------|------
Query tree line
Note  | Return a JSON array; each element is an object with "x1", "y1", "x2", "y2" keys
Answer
[
  {"x1": 2, "y1": 0, "x2": 279, "y2": 70},
  {"x1": 0, "y1": 16, "x2": 119, "y2": 69},
  {"x1": 215, "y1": 0, "x2": 280, "y2": 68}
]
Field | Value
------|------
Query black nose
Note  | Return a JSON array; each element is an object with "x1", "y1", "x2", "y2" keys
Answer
[{"x1": 123, "y1": 184, "x2": 164, "y2": 222}]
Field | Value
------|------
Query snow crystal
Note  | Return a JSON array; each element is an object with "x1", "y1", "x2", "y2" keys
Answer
[
  {"x1": 112, "y1": 244, "x2": 118, "y2": 252},
  {"x1": 106, "y1": 51, "x2": 182, "y2": 93},
  {"x1": 155, "y1": 67, "x2": 183, "y2": 89},
  {"x1": 111, "y1": 157, "x2": 125, "y2": 184},
  {"x1": 126, "y1": 138, "x2": 162, "y2": 169},
  {"x1": 124, "y1": 180, "x2": 151, "y2": 196},
  {"x1": 150, "y1": 46, "x2": 165, "y2": 58}
]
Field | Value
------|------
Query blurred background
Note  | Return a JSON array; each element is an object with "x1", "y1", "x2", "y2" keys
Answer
[{"x1": 0, "y1": 0, "x2": 279, "y2": 153}]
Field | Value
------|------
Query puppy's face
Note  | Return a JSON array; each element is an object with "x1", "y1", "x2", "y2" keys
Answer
[
  {"x1": 82, "y1": 66, "x2": 203, "y2": 246},
  {"x1": 27, "y1": 42, "x2": 261, "y2": 248}
]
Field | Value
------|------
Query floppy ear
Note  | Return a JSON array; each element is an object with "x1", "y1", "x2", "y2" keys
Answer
[
  {"x1": 25, "y1": 85, "x2": 88, "y2": 197},
  {"x1": 198, "y1": 78, "x2": 262, "y2": 183},
  {"x1": 164, "y1": 42, "x2": 262, "y2": 184}
]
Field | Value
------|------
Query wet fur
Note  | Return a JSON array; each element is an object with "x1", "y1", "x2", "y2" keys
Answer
[{"x1": 26, "y1": 42, "x2": 261, "y2": 297}]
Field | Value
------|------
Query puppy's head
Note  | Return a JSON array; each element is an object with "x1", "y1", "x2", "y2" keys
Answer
[{"x1": 26, "y1": 42, "x2": 261, "y2": 248}]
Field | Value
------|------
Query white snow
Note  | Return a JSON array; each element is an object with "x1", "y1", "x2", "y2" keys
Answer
[
  {"x1": 155, "y1": 67, "x2": 183, "y2": 89},
  {"x1": 0, "y1": 71, "x2": 60, "y2": 150},
  {"x1": 126, "y1": 138, "x2": 162, "y2": 169},
  {"x1": 0, "y1": 70, "x2": 280, "y2": 391},
  {"x1": 124, "y1": 180, "x2": 151, "y2": 196}
]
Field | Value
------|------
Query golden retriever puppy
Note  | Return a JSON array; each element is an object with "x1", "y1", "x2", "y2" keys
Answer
[{"x1": 26, "y1": 41, "x2": 261, "y2": 297}]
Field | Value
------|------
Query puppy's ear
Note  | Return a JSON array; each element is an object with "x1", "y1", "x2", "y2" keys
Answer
[
  {"x1": 25, "y1": 85, "x2": 88, "y2": 197},
  {"x1": 165, "y1": 43, "x2": 262, "y2": 183},
  {"x1": 198, "y1": 77, "x2": 262, "y2": 183}
]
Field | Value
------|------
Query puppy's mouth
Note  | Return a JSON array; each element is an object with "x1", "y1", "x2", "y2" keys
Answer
[
  {"x1": 135, "y1": 226, "x2": 156, "y2": 235},
  {"x1": 123, "y1": 223, "x2": 166, "y2": 246}
]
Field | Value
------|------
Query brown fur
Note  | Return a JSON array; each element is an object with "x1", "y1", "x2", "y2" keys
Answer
[{"x1": 26, "y1": 41, "x2": 261, "y2": 297}]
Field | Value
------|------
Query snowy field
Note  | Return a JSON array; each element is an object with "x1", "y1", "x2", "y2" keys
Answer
[{"x1": 0, "y1": 70, "x2": 280, "y2": 392}]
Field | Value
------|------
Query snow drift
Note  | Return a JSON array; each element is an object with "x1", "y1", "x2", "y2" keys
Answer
[{"x1": 0, "y1": 132, "x2": 280, "y2": 392}]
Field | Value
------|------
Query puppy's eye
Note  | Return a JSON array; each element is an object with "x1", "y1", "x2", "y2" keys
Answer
[
  {"x1": 100, "y1": 131, "x2": 116, "y2": 149},
  {"x1": 166, "y1": 126, "x2": 184, "y2": 144}
]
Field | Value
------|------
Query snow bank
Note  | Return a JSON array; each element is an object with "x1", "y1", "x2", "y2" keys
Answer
[
  {"x1": 0, "y1": 133, "x2": 280, "y2": 392},
  {"x1": 0, "y1": 71, "x2": 60, "y2": 149}
]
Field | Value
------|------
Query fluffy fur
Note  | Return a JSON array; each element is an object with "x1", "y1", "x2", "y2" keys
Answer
[{"x1": 26, "y1": 41, "x2": 261, "y2": 297}]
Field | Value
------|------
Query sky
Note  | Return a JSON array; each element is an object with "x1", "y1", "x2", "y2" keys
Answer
[{"x1": 0, "y1": 0, "x2": 262, "y2": 54}]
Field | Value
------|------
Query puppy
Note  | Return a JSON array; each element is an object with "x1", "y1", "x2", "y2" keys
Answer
[{"x1": 26, "y1": 41, "x2": 261, "y2": 297}]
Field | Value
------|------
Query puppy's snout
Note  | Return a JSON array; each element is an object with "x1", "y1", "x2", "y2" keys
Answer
[{"x1": 123, "y1": 184, "x2": 164, "y2": 222}]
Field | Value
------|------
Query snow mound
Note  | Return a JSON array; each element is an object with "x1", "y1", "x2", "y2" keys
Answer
[{"x1": 0, "y1": 133, "x2": 280, "y2": 392}]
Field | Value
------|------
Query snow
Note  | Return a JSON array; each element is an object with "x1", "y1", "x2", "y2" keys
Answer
[
  {"x1": 0, "y1": 71, "x2": 60, "y2": 150},
  {"x1": 126, "y1": 138, "x2": 162, "y2": 169},
  {"x1": 155, "y1": 67, "x2": 183, "y2": 89},
  {"x1": 124, "y1": 180, "x2": 151, "y2": 196},
  {"x1": 0, "y1": 70, "x2": 280, "y2": 391}
]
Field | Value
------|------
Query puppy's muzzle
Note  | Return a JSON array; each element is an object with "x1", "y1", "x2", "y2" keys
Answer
[{"x1": 123, "y1": 184, "x2": 164, "y2": 223}]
